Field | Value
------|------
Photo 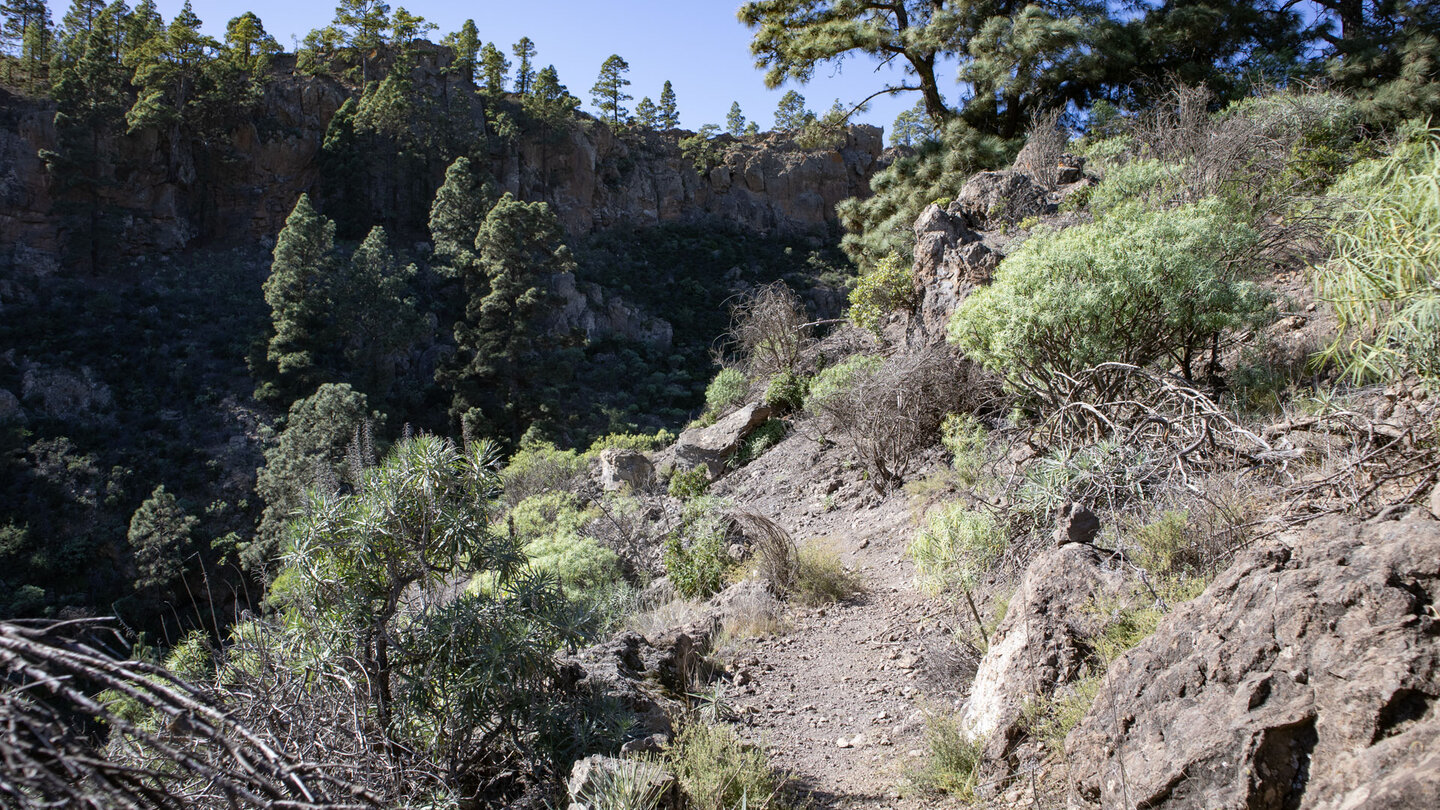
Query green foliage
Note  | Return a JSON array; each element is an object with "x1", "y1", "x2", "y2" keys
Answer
[
  {"x1": 726, "y1": 101, "x2": 747, "y2": 137},
  {"x1": 890, "y1": 99, "x2": 935, "y2": 147},
  {"x1": 634, "y1": 96, "x2": 660, "y2": 128},
  {"x1": 440, "y1": 19, "x2": 478, "y2": 81},
  {"x1": 512, "y1": 36, "x2": 537, "y2": 94},
  {"x1": 509, "y1": 493, "x2": 621, "y2": 598},
  {"x1": 1083, "y1": 158, "x2": 1182, "y2": 216},
  {"x1": 940, "y1": 413, "x2": 989, "y2": 486},
  {"x1": 847, "y1": 253, "x2": 916, "y2": 335},
  {"x1": 950, "y1": 198, "x2": 1270, "y2": 400},
  {"x1": 663, "y1": 497, "x2": 732, "y2": 598},
  {"x1": 667, "y1": 465, "x2": 711, "y2": 501},
  {"x1": 259, "y1": 194, "x2": 339, "y2": 396},
  {"x1": 1020, "y1": 675, "x2": 1102, "y2": 755},
  {"x1": 838, "y1": 119, "x2": 1011, "y2": 268},
  {"x1": 909, "y1": 712, "x2": 982, "y2": 799},
  {"x1": 704, "y1": 367, "x2": 750, "y2": 417},
  {"x1": 763, "y1": 370, "x2": 810, "y2": 413},
  {"x1": 910, "y1": 504, "x2": 1004, "y2": 592},
  {"x1": 126, "y1": 484, "x2": 197, "y2": 595},
  {"x1": 586, "y1": 429, "x2": 677, "y2": 455},
  {"x1": 478, "y1": 41, "x2": 509, "y2": 92},
  {"x1": 162, "y1": 630, "x2": 213, "y2": 682},
  {"x1": 591, "y1": 53, "x2": 632, "y2": 126},
  {"x1": 802, "y1": 354, "x2": 881, "y2": 414},
  {"x1": 679, "y1": 124, "x2": 723, "y2": 173},
  {"x1": 1316, "y1": 131, "x2": 1440, "y2": 384},
  {"x1": 249, "y1": 384, "x2": 373, "y2": 573},
  {"x1": 658, "y1": 80, "x2": 680, "y2": 128},
  {"x1": 772, "y1": 89, "x2": 813, "y2": 130},
  {"x1": 664, "y1": 722, "x2": 786, "y2": 810},
  {"x1": 1133, "y1": 509, "x2": 1195, "y2": 574},
  {"x1": 500, "y1": 439, "x2": 587, "y2": 505},
  {"x1": 734, "y1": 419, "x2": 787, "y2": 467},
  {"x1": 524, "y1": 64, "x2": 582, "y2": 127}
]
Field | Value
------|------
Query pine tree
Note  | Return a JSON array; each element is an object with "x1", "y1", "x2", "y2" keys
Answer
[
  {"x1": 478, "y1": 41, "x2": 507, "y2": 93},
  {"x1": 890, "y1": 99, "x2": 932, "y2": 146},
  {"x1": 333, "y1": 0, "x2": 390, "y2": 82},
  {"x1": 388, "y1": 6, "x2": 433, "y2": 49},
  {"x1": 1, "y1": 0, "x2": 51, "y2": 85},
  {"x1": 429, "y1": 156, "x2": 491, "y2": 272},
  {"x1": 441, "y1": 193, "x2": 574, "y2": 442},
  {"x1": 726, "y1": 101, "x2": 746, "y2": 136},
  {"x1": 125, "y1": 0, "x2": 218, "y2": 133},
  {"x1": 442, "y1": 18, "x2": 479, "y2": 82},
  {"x1": 658, "y1": 79, "x2": 679, "y2": 128},
  {"x1": 590, "y1": 53, "x2": 631, "y2": 127},
  {"x1": 261, "y1": 194, "x2": 340, "y2": 396},
  {"x1": 221, "y1": 11, "x2": 280, "y2": 75},
  {"x1": 511, "y1": 35, "x2": 535, "y2": 94},
  {"x1": 341, "y1": 226, "x2": 427, "y2": 400},
  {"x1": 525, "y1": 64, "x2": 580, "y2": 129},
  {"x1": 127, "y1": 485, "x2": 197, "y2": 594},
  {"x1": 634, "y1": 96, "x2": 659, "y2": 129},
  {"x1": 121, "y1": 0, "x2": 162, "y2": 59},
  {"x1": 773, "y1": 89, "x2": 813, "y2": 130},
  {"x1": 744, "y1": 120, "x2": 760, "y2": 137},
  {"x1": 249, "y1": 383, "x2": 373, "y2": 571}
]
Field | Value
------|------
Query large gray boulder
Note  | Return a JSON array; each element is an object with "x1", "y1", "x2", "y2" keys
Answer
[
  {"x1": 961, "y1": 539, "x2": 1141, "y2": 776},
  {"x1": 672, "y1": 402, "x2": 772, "y2": 479},
  {"x1": 909, "y1": 203, "x2": 999, "y2": 338},
  {"x1": 1066, "y1": 511, "x2": 1440, "y2": 810},
  {"x1": 598, "y1": 448, "x2": 654, "y2": 492},
  {"x1": 954, "y1": 169, "x2": 1049, "y2": 231}
]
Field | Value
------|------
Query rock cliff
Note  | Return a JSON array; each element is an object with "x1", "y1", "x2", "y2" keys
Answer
[{"x1": 0, "y1": 49, "x2": 884, "y2": 275}]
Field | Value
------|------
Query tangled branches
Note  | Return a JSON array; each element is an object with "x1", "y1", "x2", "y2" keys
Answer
[
  {"x1": 0, "y1": 618, "x2": 375, "y2": 810},
  {"x1": 1030, "y1": 363, "x2": 1279, "y2": 486}
]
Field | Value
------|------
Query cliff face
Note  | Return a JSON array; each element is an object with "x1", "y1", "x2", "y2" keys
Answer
[{"x1": 0, "y1": 55, "x2": 883, "y2": 275}]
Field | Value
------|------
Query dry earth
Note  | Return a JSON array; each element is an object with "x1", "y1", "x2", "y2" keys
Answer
[{"x1": 706, "y1": 429, "x2": 978, "y2": 809}]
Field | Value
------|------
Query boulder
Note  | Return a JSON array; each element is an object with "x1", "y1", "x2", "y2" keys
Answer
[
  {"x1": 910, "y1": 204, "x2": 999, "y2": 338},
  {"x1": 954, "y1": 170, "x2": 1049, "y2": 231},
  {"x1": 598, "y1": 448, "x2": 654, "y2": 492},
  {"x1": 567, "y1": 755, "x2": 678, "y2": 810},
  {"x1": 0, "y1": 389, "x2": 23, "y2": 424},
  {"x1": 559, "y1": 632, "x2": 673, "y2": 741},
  {"x1": 673, "y1": 402, "x2": 772, "y2": 479},
  {"x1": 1429, "y1": 481, "x2": 1440, "y2": 520},
  {"x1": 1054, "y1": 502, "x2": 1101, "y2": 546},
  {"x1": 961, "y1": 541, "x2": 1141, "y2": 774},
  {"x1": 1066, "y1": 511, "x2": 1440, "y2": 810}
]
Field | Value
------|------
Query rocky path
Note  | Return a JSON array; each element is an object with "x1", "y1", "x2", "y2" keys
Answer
[{"x1": 711, "y1": 434, "x2": 968, "y2": 808}]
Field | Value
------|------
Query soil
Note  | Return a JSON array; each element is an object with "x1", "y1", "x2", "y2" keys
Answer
[{"x1": 707, "y1": 426, "x2": 975, "y2": 809}]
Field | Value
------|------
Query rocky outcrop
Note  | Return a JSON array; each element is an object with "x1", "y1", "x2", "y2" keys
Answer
[
  {"x1": 1, "y1": 51, "x2": 883, "y2": 274},
  {"x1": 1066, "y1": 511, "x2": 1440, "y2": 810},
  {"x1": 910, "y1": 203, "x2": 1001, "y2": 337},
  {"x1": 598, "y1": 449, "x2": 655, "y2": 493},
  {"x1": 547, "y1": 272, "x2": 674, "y2": 348},
  {"x1": 671, "y1": 402, "x2": 773, "y2": 479},
  {"x1": 961, "y1": 537, "x2": 1141, "y2": 775},
  {"x1": 953, "y1": 170, "x2": 1050, "y2": 231}
]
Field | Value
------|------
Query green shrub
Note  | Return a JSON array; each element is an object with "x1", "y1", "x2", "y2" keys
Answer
[
  {"x1": 663, "y1": 497, "x2": 732, "y2": 599},
  {"x1": 802, "y1": 354, "x2": 882, "y2": 414},
  {"x1": 950, "y1": 198, "x2": 1270, "y2": 402},
  {"x1": 848, "y1": 253, "x2": 917, "y2": 335},
  {"x1": 525, "y1": 532, "x2": 622, "y2": 595},
  {"x1": 910, "y1": 504, "x2": 1004, "y2": 592},
  {"x1": 500, "y1": 439, "x2": 586, "y2": 506},
  {"x1": 1084, "y1": 158, "x2": 1182, "y2": 216},
  {"x1": 1133, "y1": 509, "x2": 1196, "y2": 574},
  {"x1": 909, "y1": 713, "x2": 982, "y2": 799},
  {"x1": 940, "y1": 413, "x2": 989, "y2": 486},
  {"x1": 763, "y1": 370, "x2": 809, "y2": 413},
  {"x1": 1020, "y1": 675, "x2": 1102, "y2": 755},
  {"x1": 792, "y1": 541, "x2": 864, "y2": 606},
  {"x1": 734, "y1": 419, "x2": 787, "y2": 467},
  {"x1": 665, "y1": 721, "x2": 786, "y2": 810},
  {"x1": 585, "y1": 429, "x2": 677, "y2": 456},
  {"x1": 667, "y1": 465, "x2": 711, "y2": 499},
  {"x1": 704, "y1": 367, "x2": 751, "y2": 416},
  {"x1": 1316, "y1": 130, "x2": 1440, "y2": 384},
  {"x1": 509, "y1": 491, "x2": 592, "y2": 542}
]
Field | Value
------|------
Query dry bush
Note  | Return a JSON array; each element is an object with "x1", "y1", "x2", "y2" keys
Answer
[
  {"x1": 0, "y1": 619, "x2": 374, "y2": 810},
  {"x1": 727, "y1": 281, "x2": 813, "y2": 376},
  {"x1": 729, "y1": 511, "x2": 799, "y2": 596},
  {"x1": 1012, "y1": 107, "x2": 1069, "y2": 190},
  {"x1": 812, "y1": 346, "x2": 986, "y2": 490}
]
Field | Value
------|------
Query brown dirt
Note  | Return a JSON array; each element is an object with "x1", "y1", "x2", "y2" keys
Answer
[{"x1": 707, "y1": 427, "x2": 973, "y2": 809}]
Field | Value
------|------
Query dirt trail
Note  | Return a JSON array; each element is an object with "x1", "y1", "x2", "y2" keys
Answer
[{"x1": 710, "y1": 432, "x2": 967, "y2": 808}]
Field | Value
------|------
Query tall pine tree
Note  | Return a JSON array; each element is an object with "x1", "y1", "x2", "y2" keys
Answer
[{"x1": 590, "y1": 54, "x2": 631, "y2": 127}]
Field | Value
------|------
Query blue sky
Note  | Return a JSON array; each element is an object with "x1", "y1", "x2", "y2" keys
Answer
[{"x1": 149, "y1": 1, "x2": 942, "y2": 139}]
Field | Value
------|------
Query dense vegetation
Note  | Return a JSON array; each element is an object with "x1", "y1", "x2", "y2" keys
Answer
[{"x1": 2, "y1": 1, "x2": 1438, "y2": 807}]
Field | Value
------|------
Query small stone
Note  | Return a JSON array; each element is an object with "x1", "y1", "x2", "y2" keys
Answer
[
  {"x1": 836, "y1": 737, "x2": 852, "y2": 748},
  {"x1": 878, "y1": 734, "x2": 893, "y2": 746}
]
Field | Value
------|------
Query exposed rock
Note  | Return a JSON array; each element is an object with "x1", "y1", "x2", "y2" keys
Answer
[
  {"x1": 954, "y1": 170, "x2": 1050, "y2": 231},
  {"x1": 568, "y1": 755, "x2": 678, "y2": 810},
  {"x1": 1056, "y1": 153, "x2": 1087, "y2": 185},
  {"x1": 0, "y1": 389, "x2": 23, "y2": 424},
  {"x1": 559, "y1": 632, "x2": 674, "y2": 741},
  {"x1": 1066, "y1": 512, "x2": 1440, "y2": 810},
  {"x1": 1054, "y1": 502, "x2": 1101, "y2": 546},
  {"x1": 910, "y1": 203, "x2": 999, "y2": 338},
  {"x1": 21, "y1": 365, "x2": 112, "y2": 421},
  {"x1": 961, "y1": 543, "x2": 1140, "y2": 775},
  {"x1": 548, "y1": 272, "x2": 673, "y2": 349},
  {"x1": 598, "y1": 448, "x2": 655, "y2": 492},
  {"x1": 673, "y1": 402, "x2": 772, "y2": 479},
  {"x1": 1429, "y1": 482, "x2": 1440, "y2": 520}
]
